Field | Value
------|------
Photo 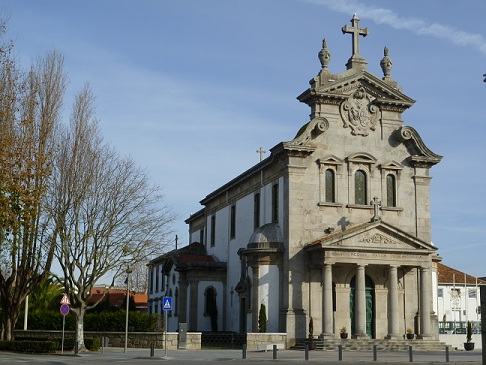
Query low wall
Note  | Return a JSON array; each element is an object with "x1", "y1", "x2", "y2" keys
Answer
[
  {"x1": 246, "y1": 333, "x2": 287, "y2": 350},
  {"x1": 14, "y1": 330, "x2": 201, "y2": 350},
  {"x1": 439, "y1": 334, "x2": 482, "y2": 350}
]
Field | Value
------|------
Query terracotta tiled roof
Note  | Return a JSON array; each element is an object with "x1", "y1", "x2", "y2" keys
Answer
[
  {"x1": 179, "y1": 254, "x2": 215, "y2": 263},
  {"x1": 437, "y1": 263, "x2": 486, "y2": 285},
  {"x1": 88, "y1": 287, "x2": 148, "y2": 309}
]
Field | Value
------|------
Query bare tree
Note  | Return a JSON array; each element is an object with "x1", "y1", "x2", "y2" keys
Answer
[
  {"x1": 0, "y1": 20, "x2": 66, "y2": 340},
  {"x1": 115, "y1": 259, "x2": 149, "y2": 293},
  {"x1": 49, "y1": 84, "x2": 174, "y2": 350}
]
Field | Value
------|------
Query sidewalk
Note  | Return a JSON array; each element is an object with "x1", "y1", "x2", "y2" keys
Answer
[
  {"x1": 0, "y1": 347, "x2": 482, "y2": 364},
  {"x1": 83, "y1": 347, "x2": 483, "y2": 363}
]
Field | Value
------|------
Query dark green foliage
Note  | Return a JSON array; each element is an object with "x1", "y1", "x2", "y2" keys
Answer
[
  {"x1": 258, "y1": 303, "x2": 267, "y2": 333},
  {"x1": 0, "y1": 340, "x2": 58, "y2": 353},
  {"x1": 466, "y1": 320, "x2": 473, "y2": 343},
  {"x1": 17, "y1": 309, "x2": 163, "y2": 332}
]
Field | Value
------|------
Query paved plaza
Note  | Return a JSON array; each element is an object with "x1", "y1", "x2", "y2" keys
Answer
[{"x1": 0, "y1": 348, "x2": 483, "y2": 365}]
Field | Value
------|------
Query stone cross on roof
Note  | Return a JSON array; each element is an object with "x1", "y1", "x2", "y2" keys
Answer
[
  {"x1": 256, "y1": 146, "x2": 266, "y2": 162},
  {"x1": 342, "y1": 14, "x2": 368, "y2": 70}
]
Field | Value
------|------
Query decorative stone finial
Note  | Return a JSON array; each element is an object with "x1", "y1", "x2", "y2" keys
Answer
[
  {"x1": 380, "y1": 47, "x2": 392, "y2": 80},
  {"x1": 318, "y1": 38, "x2": 331, "y2": 69}
]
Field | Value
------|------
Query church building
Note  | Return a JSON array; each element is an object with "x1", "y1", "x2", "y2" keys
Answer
[{"x1": 150, "y1": 15, "x2": 444, "y2": 346}]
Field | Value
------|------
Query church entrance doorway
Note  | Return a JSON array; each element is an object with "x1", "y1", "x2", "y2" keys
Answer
[
  {"x1": 350, "y1": 275, "x2": 375, "y2": 338},
  {"x1": 239, "y1": 298, "x2": 247, "y2": 333}
]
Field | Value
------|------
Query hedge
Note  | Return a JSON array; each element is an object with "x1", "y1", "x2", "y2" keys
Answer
[
  {"x1": 0, "y1": 340, "x2": 58, "y2": 353},
  {"x1": 16, "y1": 310, "x2": 163, "y2": 332}
]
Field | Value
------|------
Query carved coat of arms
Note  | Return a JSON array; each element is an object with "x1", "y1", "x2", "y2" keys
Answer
[{"x1": 340, "y1": 86, "x2": 380, "y2": 136}]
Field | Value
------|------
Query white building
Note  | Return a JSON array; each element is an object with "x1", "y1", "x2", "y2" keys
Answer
[{"x1": 435, "y1": 263, "x2": 484, "y2": 333}]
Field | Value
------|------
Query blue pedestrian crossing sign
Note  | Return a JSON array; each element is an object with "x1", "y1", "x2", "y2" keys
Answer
[{"x1": 162, "y1": 296, "x2": 172, "y2": 311}]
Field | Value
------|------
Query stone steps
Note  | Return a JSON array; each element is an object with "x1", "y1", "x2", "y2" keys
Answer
[{"x1": 291, "y1": 338, "x2": 450, "y2": 352}]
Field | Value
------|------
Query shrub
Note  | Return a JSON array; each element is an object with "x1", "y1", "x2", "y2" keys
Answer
[{"x1": 0, "y1": 340, "x2": 58, "y2": 353}]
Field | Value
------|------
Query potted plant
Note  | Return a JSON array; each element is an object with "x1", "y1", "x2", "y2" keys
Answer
[
  {"x1": 308, "y1": 317, "x2": 315, "y2": 350},
  {"x1": 340, "y1": 326, "x2": 348, "y2": 339},
  {"x1": 406, "y1": 328, "x2": 414, "y2": 340},
  {"x1": 464, "y1": 321, "x2": 474, "y2": 351}
]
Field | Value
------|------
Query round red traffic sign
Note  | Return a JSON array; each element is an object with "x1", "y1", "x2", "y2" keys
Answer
[{"x1": 60, "y1": 303, "x2": 70, "y2": 316}]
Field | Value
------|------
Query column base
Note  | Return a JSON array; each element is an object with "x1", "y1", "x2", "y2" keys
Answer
[
  {"x1": 385, "y1": 334, "x2": 402, "y2": 340},
  {"x1": 319, "y1": 332, "x2": 335, "y2": 338},
  {"x1": 416, "y1": 334, "x2": 433, "y2": 340},
  {"x1": 352, "y1": 333, "x2": 369, "y2": 339}
]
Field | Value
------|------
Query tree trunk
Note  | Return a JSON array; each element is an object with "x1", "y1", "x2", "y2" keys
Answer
[
  {"x1": 1, "y1": 305, "x2": 20, "y2": 341},
  {"x1": 73, "y1": 305, "x2": 86, "y2": 351},
  {"x1": 0, "y1": 288, "x2": 22, "y2": 341}
]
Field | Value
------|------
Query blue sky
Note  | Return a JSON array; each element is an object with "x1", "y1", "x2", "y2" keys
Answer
[{"x1": 3, "y1": 1, "x2": 486, "y2": 277}]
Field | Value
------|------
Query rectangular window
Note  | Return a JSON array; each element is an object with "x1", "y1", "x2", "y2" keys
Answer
[
  {"x1": 272, "y1": 183, "x2": 279, "y2": 223},
  {"x1": 155, "y1": 265, "x2": 160, "y2": 292},
  {"x1": 199, "y1": 228, "x2": 204, "y2": 244},
  {"x1": 230, "y1": 204, "x2": 236, "y2": 239},
  {"x1": 150, "y1": 268, "x2": 154, "y2": 294},
  {"x1": 254, "y1": 192, "x2": 260, "y2": 229},
  {"x1": 210, "y1": 215, "x2": 216, "y2": 247},
  {"x1": 469, "y1": 289, "x2": 477, "y2": 299},
  {"x1": 438, "y1": 288, "x2": 443, "y2": 298}
]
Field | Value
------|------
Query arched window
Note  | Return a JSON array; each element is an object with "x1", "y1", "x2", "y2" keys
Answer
[
  {"x1": 325, "y1": 169, "x2": 335, "y2": 203},
  {"x1": 386, "y1": 174, "x2": 396, "y2": 207},
  {"x1": 355, "y1": 170, "x2": 367, "y2": 205}
]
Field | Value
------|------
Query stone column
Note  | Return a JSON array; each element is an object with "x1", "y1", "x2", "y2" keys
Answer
[
  {"x1": 321, "y1": 263, "x2": 334, "y2": 336},
  {"x1": 178, "y1": 279, "x2": 188, "y2": 323},
  {"x1": 251, "y1": 265, "x2": 260, "y2": 332},
  {"x1": 188, "y1": 279, "x2": 198, "y2": 331},
  {"x1": 418, "y1": 266, "x2": 431, "y2": 338},
  {"x1": 354, "y1": 264, "x2": 368, "y2": 339},
  {"x1": 386, "y1": 265, "x2": 400, "y2": 339}
]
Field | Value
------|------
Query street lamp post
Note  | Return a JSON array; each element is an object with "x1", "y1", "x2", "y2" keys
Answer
[{"x1": 124, "y1": 265, "x2": 133, "y2": 353}]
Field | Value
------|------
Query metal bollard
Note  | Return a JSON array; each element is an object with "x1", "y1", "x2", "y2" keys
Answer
[
  {"x1": 338, "y1": 344, "x2": 343, "y2": 361},
  {"x1": 74, "y1": 341, "x2": 78, "y2": 355},
  {"x1": 409, "y1": 345, "x2": 413, "y2": 362},
  {"x1": 242, "y1": 344, "x2": 247, "y2": 359},
  {"x1": 273, "y1": 344, "x2": 277, "y2": 359},
  {"x1": 373, "y1": 344, "x2": 377, "y2": 361},
  {"x1": 305, "y1": 343, "x2": 309, "y2": 361},
  {"x1": 445, "y1": 346, "x2": 449, "y2": 362},
  {"x1": 150, "y1": 343, "x2": 155, "y2": 357}
]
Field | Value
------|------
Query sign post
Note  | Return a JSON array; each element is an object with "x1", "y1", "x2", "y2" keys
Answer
[
  {"x1": 162, "y1": 296, "x2": 172, "y2": 357},
  {"x1": 60, "y1": 294, "x2": 70, "y2": 353}
]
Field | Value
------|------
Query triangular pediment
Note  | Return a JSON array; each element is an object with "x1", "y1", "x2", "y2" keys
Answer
[
  {"x1": 306, "y1": 220, "x2": 436, "y2": 254},
  {"x1": 299, "y1": 71, "x2": 415, "y2": 109}
]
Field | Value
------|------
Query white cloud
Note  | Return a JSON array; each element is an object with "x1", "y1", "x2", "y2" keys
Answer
[{"x1": 308, "y1": 0, "x2": 486, "y2": 55}]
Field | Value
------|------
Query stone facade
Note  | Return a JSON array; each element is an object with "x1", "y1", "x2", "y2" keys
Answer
[{"x1": 175, "y1": 15, "x2": 443, "y2": 348}]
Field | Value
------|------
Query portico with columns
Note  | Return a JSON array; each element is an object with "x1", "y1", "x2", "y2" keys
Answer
[{"x1": 305, "y1": 220, "x2": 439, "y2": 340}]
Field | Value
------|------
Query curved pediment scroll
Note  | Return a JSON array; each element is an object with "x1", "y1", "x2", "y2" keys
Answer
[
  {"x1": 291, "y1": 117, "x2": 329, "y2": 146},
  {"x1": 398, "y1": 126, "x2": 443, "y2": 167}
]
